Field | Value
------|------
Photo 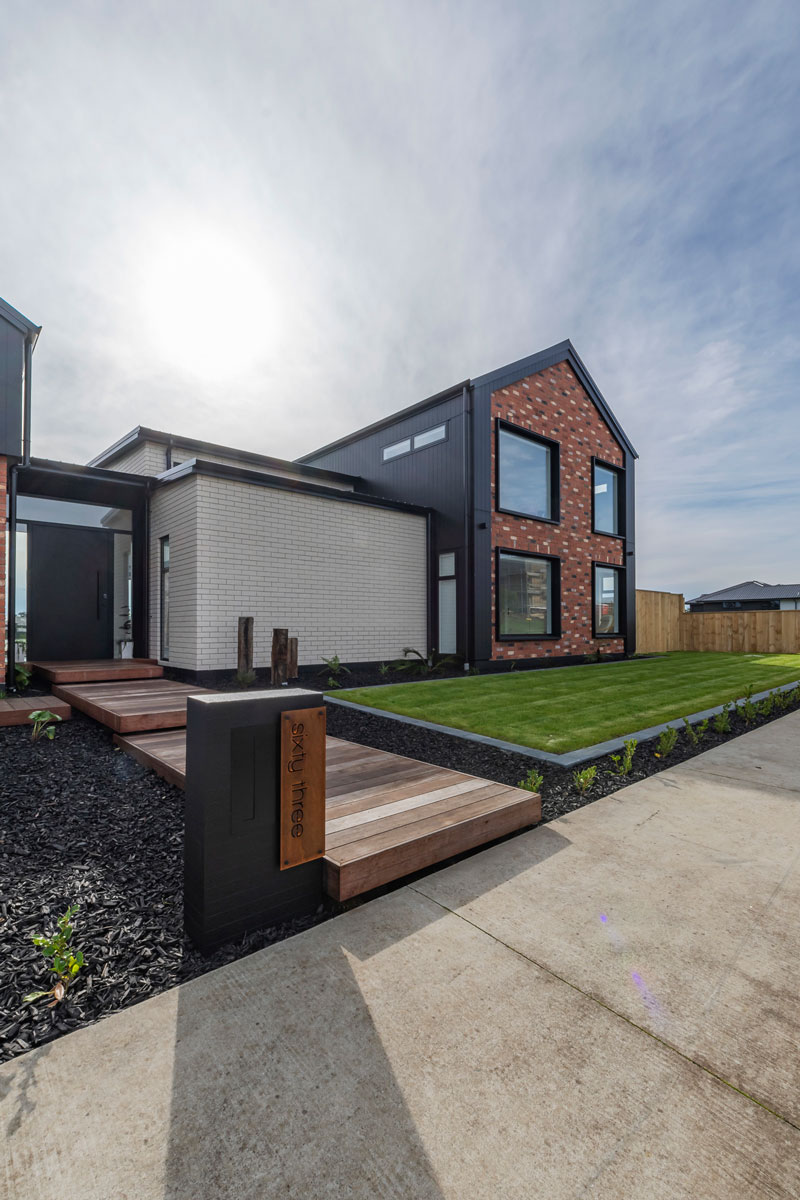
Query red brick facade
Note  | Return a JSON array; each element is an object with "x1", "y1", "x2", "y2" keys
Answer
[
  {"x1": 490, "y1": 360, "x2": 625, "y2": 660},
  {"x1": 0, "y1": 455, "x2": 6, "y2": 677}
]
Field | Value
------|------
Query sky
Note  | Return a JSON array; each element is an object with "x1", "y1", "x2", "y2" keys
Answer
[{"x1": 2, "y1": 0, "x2": 799, "y2": 599}]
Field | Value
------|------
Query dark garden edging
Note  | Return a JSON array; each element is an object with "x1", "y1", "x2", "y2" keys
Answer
[{"x1": 326, "y1": 679, "x2": 800, "y2": 766}]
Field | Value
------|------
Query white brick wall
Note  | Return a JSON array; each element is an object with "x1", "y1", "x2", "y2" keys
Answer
[
  {"x1": 110, "y1": 442, "x2": 168, "y2": 475},
  {"x1": 103, "y1": 439, "x2": 354, "y2": 490},
  {"x1": 149, "y1": 474, "x2": 428, "y2": 671},
  {"x1": 149, "y1": 477, "x2": 199, "y2": 670}
]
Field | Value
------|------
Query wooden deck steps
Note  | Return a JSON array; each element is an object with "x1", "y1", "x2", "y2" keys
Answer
[
  {"x1": 115, "y1": 729, "x2": 541, "y2": 901},
  {"x1": 30, "y1": 659, "x2": 164, "y2": 684},
  {"x1": 0, "y1": 694, "x2": 72, "y2": 728},
  {"x1": 51, "y1": 679, "x2": 210, "y2": 733}
]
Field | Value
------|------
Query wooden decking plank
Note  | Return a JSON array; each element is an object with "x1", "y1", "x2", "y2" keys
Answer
[
  {"x1": 328, "y1": 787, "x2": 537, "y2": 865},
  {"x1": 324, "y1": 771, "x2": 470, "y2": 818},
  {"x1": 0, "y1": 694, "x2": 72, "y2": 727},
  {"x1": 327, "y1": 793, "x2": 542, "y2": 901},
  {"x1": 325, "y1": 783, "x2": 516, "y2": 848},
  {"x1": 32, "y1": 659, "x2": 163, "y2": 684}
]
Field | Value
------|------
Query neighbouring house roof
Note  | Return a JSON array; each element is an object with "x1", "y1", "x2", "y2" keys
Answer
[
  {"x1": 688, "y1": 581, "x2": 800, "y2": 604},
  {"x1": 87, "y1": 426, "x2": 360, "y2": 488},
  {"x1": 296, "y1": 339, "x2": 638, "y2": 464}
]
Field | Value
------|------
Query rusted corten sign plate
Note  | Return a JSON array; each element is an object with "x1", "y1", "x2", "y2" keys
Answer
[{"x1": 279, "y1": 707, "x2": 326, "y2": 869}]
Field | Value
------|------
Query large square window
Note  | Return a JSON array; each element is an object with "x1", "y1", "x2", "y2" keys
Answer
[
  {"x1": 594, "y1": 565, "x2": 623, "y2": 636},
  {"x1": 497, "y1": 551, "x2": 558, "y2": 638},
  {"x1": 593, "y1": 462, "x2": 623, "y2": 536},
  {"x1": 497, "y1": 423, "x2": 558, "y2": 521}
]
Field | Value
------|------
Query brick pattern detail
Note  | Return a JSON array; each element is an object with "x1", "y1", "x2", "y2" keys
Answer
[
  {"x1": 148, "y1": 474, "x2": 428, "y2": 671},
  {"x1": 0, "y1": 455, "x2": 6, "y2": 677},
  {"x1": 491, "y1": 361, "x2": 625, "y2": 660}
]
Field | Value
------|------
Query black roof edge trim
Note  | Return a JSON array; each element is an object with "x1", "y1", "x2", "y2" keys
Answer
[
  {"x1": 472, "y1": 339, "x2": 638, "y2": 459},
  {"x1": 88, "y1": 426, "x2": 361, "y2": 486},
  {"x1": 296, "y1": 380, "x2": 470, "y2": 463},
  {"x1": 21, "y1": 457, "x2": 153, "y2": 488},
  {"x1": 156, "y1": 458, "x2": 432, "y2": 517}
]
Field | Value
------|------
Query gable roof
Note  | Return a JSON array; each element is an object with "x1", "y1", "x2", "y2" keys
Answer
[
  {"x1": 297, "y1": 339, "x2": 637, "y2": 463},
  {"x1": 689, "y1": 580, "x2": 800, "y2": 604},
  {"x1": 0, "y1": 296, "x2": 41, "y2": 345}
]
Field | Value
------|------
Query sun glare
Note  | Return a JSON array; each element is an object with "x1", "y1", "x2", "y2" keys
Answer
[{"x1": 140, "y1": 222, "x2": 278, "y2": 382}]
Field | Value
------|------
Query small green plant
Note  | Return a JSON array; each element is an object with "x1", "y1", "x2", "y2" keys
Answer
[
  {"x1": 573, "y1": 765, "x2": 597, "y2": 795},
  {"x1": 682, "y1": 717, "x2": 708, "y2": 748},
  {"x1": 773, "y1": 688, "x2": 790, "y2": 712},
  {"x1": 741, "y1": 695, "x2": 758, "y2": 725},
  {"x1": 378, "y1": 662, "x2": 389, "y2": 678},
  {"x1": 15, "y1": 664, "x2": 32, "y2": 692},
  {"x1": 468, "y1": 665, "x2": 481, "y2": 676},
  {"x1": 28, "y1": 709, "x2": 62, "y2": 742},
  {"x1": 23, "y1": 905, "x2": 84, "y2": 1006},
  {"x1": 584, "y1": 649, "x2": 603, "y2": 665},
  {"x1": 518, "y1": 767, "x2": 544, "y2": 793},
  {"x1": 235, "y1": 669, "x2": 256, "y2": 688},
  {"x1": 757, "y1": 693, "x2": 774, "y2": 718},
  {"x1": 654, "y1": 726, "x2": 678, "y2": 759},
  {"x1": 712, "y1": 704, "x2": 731, "y2": 735},
  {"x1": 394, "y1": 647, "x2": 430, "y2": 677},
  {"x1": 608, "y1": 738, "x2": 637, "y2": 777},
  {"x1": 431, "y1": 654, "x2": 460, "y2": 674},
  {"x1": 326, "y1": 676, "x2": 342, "y2": 690},
  {"x1": 319, "y1": 654, "x2": 350, "y2": 683}
]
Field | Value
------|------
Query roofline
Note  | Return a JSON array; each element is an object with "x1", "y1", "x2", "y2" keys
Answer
[
  {"x1": 297, "y1": 339, "x2": 638, "y2": 463},
  {"x1": 88, "y1": 425, "x2": 360, "y2": 487},
  {"x1": 156, "y1": 457, "x2": 431, "y2": 517},
  {"x1": 471, "y1": 340, "x2": 638, "y2": 459},
  {"x1": 0, "y1": 297, "x2": 41, "y2": 347},
  {"x1": 295, "y1": 380, "x2": 470, "y2": 463},
  {"x1": 24, "y1": 457, "x2": 153, "y2": 488}
]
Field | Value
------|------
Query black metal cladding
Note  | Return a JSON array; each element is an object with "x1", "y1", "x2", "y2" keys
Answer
[
  {"x1": 0, "y1": 319, "x2": 24, "y2": 457},
  {"x1": 302, "y1": 387, "x2": 472, "y2": 658}
]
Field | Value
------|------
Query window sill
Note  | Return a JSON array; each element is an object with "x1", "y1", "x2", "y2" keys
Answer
[{"x1": 496, "y1": 507, "x2": 560, "y2": 525}]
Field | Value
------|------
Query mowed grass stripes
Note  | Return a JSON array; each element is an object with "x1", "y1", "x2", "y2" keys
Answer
[{"x1": 334, "y1": 652, "x2": 800, "y2": 753}]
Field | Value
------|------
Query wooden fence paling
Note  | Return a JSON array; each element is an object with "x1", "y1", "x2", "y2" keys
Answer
[{"x1": 637, "y1": 590, "x2": 800, "y2": 654}]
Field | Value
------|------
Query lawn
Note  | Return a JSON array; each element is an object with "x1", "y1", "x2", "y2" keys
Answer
[{"x1": 333, "y1": 652, "x2": 800, "y2": 753}]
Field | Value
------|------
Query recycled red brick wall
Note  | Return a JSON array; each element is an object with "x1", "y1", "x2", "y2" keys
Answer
[
  {"x1": 0, "y1": 455, "x2": 6, "y2": 676},
  {"x1": 490, "y1": 360, "x2": 625, "y2": 660}
]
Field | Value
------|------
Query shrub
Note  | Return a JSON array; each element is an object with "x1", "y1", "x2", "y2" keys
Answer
[
  {"x1": 28, "y1": 709, "x2": 62, "y2": 742},
  {"x1": 378, "y1": 662, "x2": 389, "y2": 678},
  {"x1": 682, "y1": 717, "x2": 709, "y2": 748},
  {"x1": 393, "y1": 647, "x2": 430, "y2": 677},
  {"x1": 712, "y1": 704, "x2": 731, "y2": 735},
  {"x1": 319, "y1": 654, "x2": 350, "y2": 682},
  {"x1": 573, "y1": 765, "x2": 597, "y2": 795},
  {"x1": 654, "y1": 726, "x2": 678, "y2": 759},
  {"x1": 23, "y1": 905, "x2": 85, "y2": 1006},
  {"x1": 609, "y1": 739, "x2": 637, "y2": 777},
  {"x1": 518, "y1": 767, "x2": 544, "y2": 793},
  {"x1": 741, "y1": 696, "x2": 758, "y2": 725},
  {"x1": 15, "y1": 664, "x2": 32, "y2": 692},
  {"x1": 757, "y1": 693, "x2": 774, "y2": 719}
]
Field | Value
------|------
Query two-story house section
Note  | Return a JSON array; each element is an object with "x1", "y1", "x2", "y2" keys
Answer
[{"x1": 299, "y1": 340, "x2": 637, "y2": 668}]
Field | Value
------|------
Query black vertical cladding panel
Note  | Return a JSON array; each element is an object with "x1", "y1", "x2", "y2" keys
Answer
[
  {"x1": 304, "y1": 391, "x2": 473, "y2": 657},
  {"x1": 470, "y1": 383, "x2": 494, "y2": 663},
  {"x1": 0, "y1": 320, "x2": 24, "y2": 457},
  {"x1": 131, "y1": 495, "x2": 149, "y2": 658},
  {"x1": 623, "y1": 453, "x2": 637, "y2": 654}
]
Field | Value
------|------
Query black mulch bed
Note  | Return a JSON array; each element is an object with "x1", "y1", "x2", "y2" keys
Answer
[
  {"x1": 2, "y1": 685, "x2": 798, "y2": 1065},
  {"x1": 0, "y1": 715, "x2": 331, "y2": 1065}
]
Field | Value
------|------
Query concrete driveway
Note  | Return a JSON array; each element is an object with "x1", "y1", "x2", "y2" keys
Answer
[{"x1": 2, "y1": 714, "x2": 799, "y2": 1198}]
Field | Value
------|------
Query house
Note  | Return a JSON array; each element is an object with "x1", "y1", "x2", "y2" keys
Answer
[
  {"x1": 687, "y1": 581, "x2": 800, "y2": 613},
  {"x1": 1, "y1": 295, "x2": 638, "y2": 685}
]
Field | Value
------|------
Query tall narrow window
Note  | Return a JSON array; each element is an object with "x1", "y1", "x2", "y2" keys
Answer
[
  {"x1": 593, "y1": 462, "x2": 623, "y2": 536},
  {"x1": 594, "y1": 565, "x2": 623, "y2": 636},
  {"x1": 497, "y1": 551, "x2": 559, "y2": 638},
  {"x1": 438, "y1": 552, "x2": 457, "y2": 655},
  {"x1": 497, "y1": 423, "x2": 559, "y2": 521},
  {"x1": 160, "y1": 536, "x2": 170, "y2": 661}
]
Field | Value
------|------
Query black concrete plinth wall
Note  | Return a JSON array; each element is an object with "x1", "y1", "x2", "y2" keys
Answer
[{"x1": 184, "y1": 688, "x2": 325, "y2": 952}]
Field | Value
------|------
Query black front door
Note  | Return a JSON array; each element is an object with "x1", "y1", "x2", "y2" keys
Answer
[{"x1": 27, "y1": 524, "x2": 115, "y2": 660}]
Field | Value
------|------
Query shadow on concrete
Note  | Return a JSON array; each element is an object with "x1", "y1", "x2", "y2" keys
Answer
[
  {"x1": 0, "y1": 1041, "x2": 52, "y2": 1138},
  {"x1": 162, "y1": 932, "x2": 445, "y2": 1198}
]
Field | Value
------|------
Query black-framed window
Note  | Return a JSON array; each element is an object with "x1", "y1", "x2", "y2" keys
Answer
[
  {"x1": 497, "y1": 550, "x2": 560, "y2": 639},
  {"x1": 593, "y1": 460, "x2": 624, "y2": 537},
  {"x1": 593, "y1": 563, "x2": 624, "y2": 637},
  {"x1": 496, "y1": 421, "x2": 559, "y2": 522},
  {"x1": 160, "y1": 536, "x2": 170, "y2": 661}
]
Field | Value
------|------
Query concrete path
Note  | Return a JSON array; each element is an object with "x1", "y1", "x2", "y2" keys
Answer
[{"x1": 3, "y1": 715, "x2": 800, "y2": 1198}]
